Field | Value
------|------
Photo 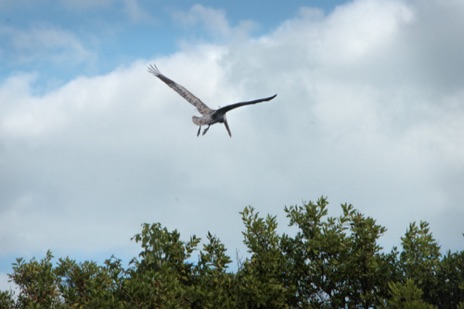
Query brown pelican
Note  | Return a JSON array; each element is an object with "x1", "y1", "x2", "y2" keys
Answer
[{"x1": 148, "y1": 64, "x2": 276, "y2": 137}]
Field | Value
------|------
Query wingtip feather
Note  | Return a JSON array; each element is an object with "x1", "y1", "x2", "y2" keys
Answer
[{"x1": 147, "y1": 63, "x2": 160, "y2": 76}]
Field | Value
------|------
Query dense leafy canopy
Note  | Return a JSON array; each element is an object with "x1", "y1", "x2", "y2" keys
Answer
[{"x1": 1, "y1": 197, "x2": 463, "y2": 308}]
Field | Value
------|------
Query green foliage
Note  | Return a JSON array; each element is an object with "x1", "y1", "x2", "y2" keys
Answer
[
  {"x1": 400, "y1": 221, "x2": 441, "y2": 304},
  {"x1": 237, "y1": 206, "x2": 293, "y2": 308},
  {"x1": 435, "y1": 250, "x2": 464, "y2": 308},
  {"x1": 54, "y1": 257, "x2": 122, "y2": 307},
  {"x1": 193, "y1": 232, "x2": 235, "y2": 307},
  {"x1": 282, "y1": 198, "x2": 396, "y2": 308},
  {"x1": 123, "y1": 222, "x2": 234, "y2": 308},
  {"x1": 2, "y1": 197, "x2": 463, "y2": 308},
  {"x1": 10, "y1": 250, "x2": 62, "y2": 308},
  {"x1": 387, "y1": 279, "x2": 436, "y2": 308},
  {"x1": 0, "y1": 290, "x2": 15, "y2": 309}
]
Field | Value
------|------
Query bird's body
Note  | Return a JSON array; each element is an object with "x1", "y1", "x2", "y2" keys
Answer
[{"x1": 148, "y1": 64, "x2": 276, "y2": 137}]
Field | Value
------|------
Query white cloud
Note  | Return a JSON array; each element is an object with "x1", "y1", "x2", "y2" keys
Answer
[
  {"x1": 173, "y1": 4, "x2": 257, "y2": 41},
  {"x1": 323, "y1": 0, "x2": 414, "y2": 61},
  {"x1": 123, "y1": 0, "x2": 154, "y2": 23},
  {"x1": 61, "y1": 0, "x2": 115, "y2": 10},
  {"x1": 1, "y1": 0, "x2": 464, "y2": 292},
  {"x1": 0, "y1": 25, "x2": 93, "y2": 66}
]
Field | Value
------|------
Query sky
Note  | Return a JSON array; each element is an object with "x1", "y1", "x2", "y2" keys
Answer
[{"x1": 1, "y1": 0, "x2": 464, "y2": 291}]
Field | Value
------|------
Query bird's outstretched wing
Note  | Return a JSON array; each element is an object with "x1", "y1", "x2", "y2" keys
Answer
[
  {"x1": 217, "y1": 94, "x2": 277, "y2": 114},
  {"x1": 148, "y1": 64, "x2": 212, "y2": 115}
]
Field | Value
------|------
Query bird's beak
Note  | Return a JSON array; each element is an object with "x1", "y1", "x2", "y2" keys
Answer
[{"x1": 224, "y1": 120, "x2": 232, "y2": 137}]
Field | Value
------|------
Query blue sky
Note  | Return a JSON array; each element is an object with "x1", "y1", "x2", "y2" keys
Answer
[
  {"x1": 1, "y1": 0, "x2": 344, "y2": 86},
  {"x1": 1, "y1": 0, "x2": 464, "y2": 292}
]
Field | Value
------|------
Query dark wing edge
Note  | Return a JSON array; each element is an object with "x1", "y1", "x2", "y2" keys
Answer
[
  {"x1": 217, "y1": 94, "x2": 277, "y2": 114},
  {"x1": 147, "y1": 64, "x2": 212, "y2": 115}
]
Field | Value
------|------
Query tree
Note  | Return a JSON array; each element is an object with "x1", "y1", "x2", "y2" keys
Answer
[
  {"x1": 54, "y1": 256, "x2": 123, "y2": 307},
  {"x1": 122, "y1": 222, "x2": 201, "y2": 307},
  {"x1": 400, "y1": 221, "x2": 441, "y2": 304},
  {"x1": 435, "y1": 250, "x2": 464, "y2": 308},
  {"x1": 9, "y1": 250, "x2": 62, "y2": 308},
  {"x1": 236, "y1": 206, "x2": 294, "y2": 308},
  {"x1": 340, "y1": 207, "x2": 394, "y2": 308},
  {"x1": 2, "y1": 197, "x2": 463, "y2": 308},
  {"x1": 0, "y1": 290, "x2": 15, "y2": 309},
  {"x1": 387, "y1": 279, "x2": 436, "y2": 308},
  {"x1": 192, "y1": 232, "x2": 235, "y2": 308},
  {"x1": 282, "y1": 197, "x2": 349, "y2": 308},
  {"x1": 282, "y1": 197, "x2": 396, "y2": 308}
]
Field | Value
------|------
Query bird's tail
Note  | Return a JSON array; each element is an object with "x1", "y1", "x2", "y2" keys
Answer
[{"x1": 192, "y1": 116, "x2": 203, "y2": 126}]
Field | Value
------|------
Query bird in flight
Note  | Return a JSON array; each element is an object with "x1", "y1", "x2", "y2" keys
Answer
[{"x1": 148, "y1": 64, "x2": 277, "y2": 137}]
